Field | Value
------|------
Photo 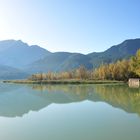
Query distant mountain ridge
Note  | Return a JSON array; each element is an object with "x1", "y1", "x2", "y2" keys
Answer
[
  {"x1": 88, "y1": 38, "x2": 140, "y2": 68},
  {"x1": 0, "y1": 40, "x2": 50, "y2": 68},
  {"x1": 0, "y1": 38, "x2": 140, "y2": 79}
]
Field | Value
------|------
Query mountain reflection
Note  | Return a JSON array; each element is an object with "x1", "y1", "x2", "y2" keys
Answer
[{"x1": 0, "y1": 83, "x2": 140, "y2": 117}]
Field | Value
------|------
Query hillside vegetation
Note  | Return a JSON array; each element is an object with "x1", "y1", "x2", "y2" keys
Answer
[{"x1": 28, "y1": 49, "x2": 140, "y2": 81}]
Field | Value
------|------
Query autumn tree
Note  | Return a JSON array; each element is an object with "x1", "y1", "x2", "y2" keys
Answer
[
  {"x1": 130, "y1": 49, "x2": 140, "y2": 77},
  {"x1": 76, "y1": 65, "x2": 88, "y2": 79}
]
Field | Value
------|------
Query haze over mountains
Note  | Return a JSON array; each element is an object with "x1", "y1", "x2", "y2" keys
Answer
[
  {"x1": 0, "y1": 38, "x2": 140, "y2": 79},
  {"x1": 0, "y1": 40, "x2": 49, "y2": 68}
]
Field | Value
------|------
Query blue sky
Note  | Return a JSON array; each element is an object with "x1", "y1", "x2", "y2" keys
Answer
[{"x1": 0, "y1": 0, "x2": 140, "y2": 54}]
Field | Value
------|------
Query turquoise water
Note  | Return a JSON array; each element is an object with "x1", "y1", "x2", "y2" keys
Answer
[{"x1": 0, "y1": 83, "x2": 140, "y2": 140}]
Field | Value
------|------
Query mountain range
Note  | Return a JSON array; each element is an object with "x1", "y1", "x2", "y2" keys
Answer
[{"x1": 0, "y1": 38, "x2": 140, "y2": 79}]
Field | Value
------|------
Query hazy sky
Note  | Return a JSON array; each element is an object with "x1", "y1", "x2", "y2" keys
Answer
[{"x1": 0, "y1": 0, "x2": 140, "y2": 54}]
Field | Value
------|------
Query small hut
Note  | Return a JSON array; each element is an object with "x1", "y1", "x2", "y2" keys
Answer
[{"x1": 128, "y1": 78, "x2": 140, "y2": 88}]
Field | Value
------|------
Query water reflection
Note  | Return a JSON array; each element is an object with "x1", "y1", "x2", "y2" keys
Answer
[{"x1": 0, "y1": 83, "x2": 140, "y2": 117}]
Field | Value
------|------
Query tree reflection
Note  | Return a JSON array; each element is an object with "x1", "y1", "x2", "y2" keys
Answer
[
  {"x1": 0, "y1": 83, "x2": 140, "y2": 117},
  {"x1": 30, "y1": 84, "x2": 140, "y2": 115}
]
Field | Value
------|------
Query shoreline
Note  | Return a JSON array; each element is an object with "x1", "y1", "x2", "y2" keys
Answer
[{"x1": 3, "y1": 79, "x2": 125, "y2": 85}]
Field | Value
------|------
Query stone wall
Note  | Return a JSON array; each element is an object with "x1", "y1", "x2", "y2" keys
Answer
[{"x1": 129, "y1": 78, "x2": 140, "y2": 88}]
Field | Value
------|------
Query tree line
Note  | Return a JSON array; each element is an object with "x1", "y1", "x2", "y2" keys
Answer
[{"x1": 28, "y1": 49, "x2": 140, "y2": 81}]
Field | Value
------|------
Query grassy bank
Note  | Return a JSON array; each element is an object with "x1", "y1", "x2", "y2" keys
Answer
[{"x1": 3, "y1": 79, "x2": 124, "y2": 85}]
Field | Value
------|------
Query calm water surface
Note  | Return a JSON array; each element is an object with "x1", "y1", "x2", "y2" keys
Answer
[{"x1": 0, "y1": 83, "x2": 140, "y2": 140}]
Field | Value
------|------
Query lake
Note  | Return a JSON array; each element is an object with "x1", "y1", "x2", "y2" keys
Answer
[{"x1": 0, "y1": 83, "x2": 140, "y2": 140}]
